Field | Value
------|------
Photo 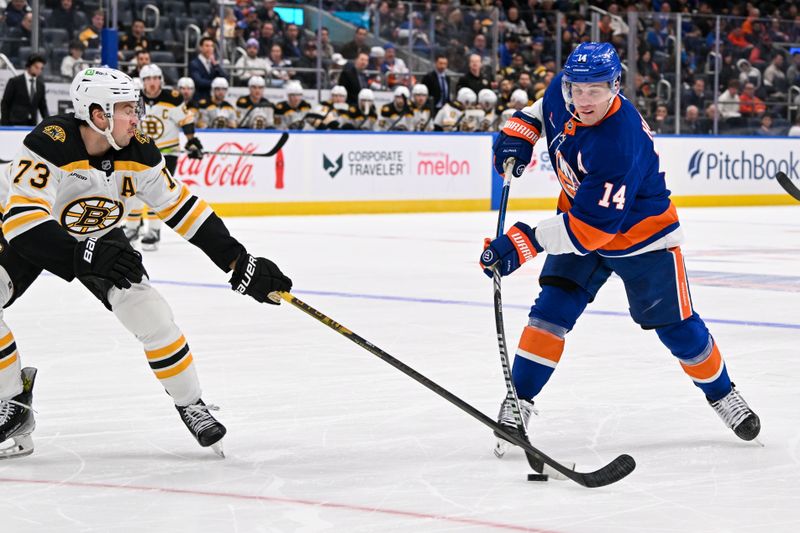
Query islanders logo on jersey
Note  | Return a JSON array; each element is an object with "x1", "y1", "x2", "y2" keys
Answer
[
  {"x1": 43, "y1": 125, "x2": 66, "y2": 143},
  {"x1": 555, "y1": 151, "x2": 580, "y2": 198},
  {"x1": 61, "y1": 196, "x2": 123, "y2": 234}
]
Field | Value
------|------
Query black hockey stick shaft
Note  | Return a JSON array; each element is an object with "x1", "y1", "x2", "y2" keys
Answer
[
  {"x1": 181, "y1": 132, "x2": 289, "y2": 158},
  {"x1": 276, "y1": 291, "x2": 636, "y2": 488},
  {"x1": 776, "y1": 171, "x2": 800, "y2": 202}
]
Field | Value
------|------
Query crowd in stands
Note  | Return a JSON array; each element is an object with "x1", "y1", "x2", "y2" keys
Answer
[{"x1": 0, "y1": 0, "x2": 799, "y2": 135}]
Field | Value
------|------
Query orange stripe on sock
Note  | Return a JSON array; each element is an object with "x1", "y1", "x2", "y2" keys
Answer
[
  {"x1": 518, "y1": 326, "x2": 564, "y2": 364},
  {"x1": 146, "y1": 335, "x2": 187, "y2": 360},
  {"x1": 681, "y1": 343, "x2": 722, "y2": 381},
  {"x1": 669, "y1": 246, "x2": 693, "y2": 321},
  {"x1": 0, "y1": 352, "x2": 18, "y2": 370},
  {"x1": 154, "y1": 353, "x2": 193, "y2": 380}
]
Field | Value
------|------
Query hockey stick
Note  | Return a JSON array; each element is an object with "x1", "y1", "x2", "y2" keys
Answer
[
  {"x1": 180, "y1": 132, "x2": 289, "y2": 158},
  {"x1": 776, "y1": 171, "x2": 800, "y2": 202},
  {"x1": 274, "y1": 291, "x2": 636, "y2": 488}
]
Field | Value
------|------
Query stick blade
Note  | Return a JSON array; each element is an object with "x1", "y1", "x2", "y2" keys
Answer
[
  {"x1": 776, "y1": 172, "x2": 800, "y2": 202},
  {"x1": 576, "y1": 454, "x2": 636, "y2": 488}
]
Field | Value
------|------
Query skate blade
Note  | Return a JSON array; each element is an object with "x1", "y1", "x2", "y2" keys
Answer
[
  {"x1": 0, "y1": 434, "x2": 34, "y2": 460},
  {"x1": 141, "y1": 243, "x2": 159, "y2": 251},
  {"x1": 494, "y1": 439, "x2": 510, "y2": 458},
  {"x1": 211, "y1": 440, "x2": 225, "y2": 458}
]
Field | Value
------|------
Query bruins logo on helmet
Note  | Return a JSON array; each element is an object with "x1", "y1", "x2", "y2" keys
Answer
[
  {"x1": 134, "y1": 129, "x2": 150, "y2": 144},
  {"x1": 61, "y1": 197, "x2": 123, "y2": 234},
  {"x1": 43, "y1": 125, "x2": 66, "y2": 143},
  {"x1": 140, "y1": 116, "x2": 165, "y2": 139}
]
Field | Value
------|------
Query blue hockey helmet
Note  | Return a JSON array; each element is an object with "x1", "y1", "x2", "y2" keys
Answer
[{"x1": 562, "y1": 42, "x2": 622, "y2": 107}]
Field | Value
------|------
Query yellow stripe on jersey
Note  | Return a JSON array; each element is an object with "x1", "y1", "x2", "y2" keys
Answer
[
  {"x1": 0, "y1": 352, "x2": 18, "y2": 370},
  {"x1": 157, "y1": 184, "x2": 191, "y2": 220},
  {"x1": 175, "y1": 199, "x2": 209, "y2": 237},
  {"x1": 156, "y1": 138, "x2": 180, "y2": 149},
  {"x1": 115, "y1": 161, "x2": 153, "y2": 172},
  {"x1": 0, "y1": 332, "x2": 14, "y2": 350},
  {"x1": 146, "y1": 335, "x2": 187, "y2": 360},
  {"x1": 154, "y1": 353, "x2": 193, "y2": 379},
  {"x1": 60, "y1": 160, "x2": 91, "y2": 172},
  {"x1": 5, "y1": 195, "x2": 53, "y2": 213},
  {"x1": 2, "y1": 210, "x2": 49, "y2": 235}
]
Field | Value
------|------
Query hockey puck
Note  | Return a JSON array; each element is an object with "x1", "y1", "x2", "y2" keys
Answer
[{"x1": 527, "y1": 473, "x2": 549, "y2": 482}]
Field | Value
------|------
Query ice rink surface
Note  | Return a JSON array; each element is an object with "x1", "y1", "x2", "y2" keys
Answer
[{"x1": 1, "y1": 206, "x2": 799, "y2": 532}]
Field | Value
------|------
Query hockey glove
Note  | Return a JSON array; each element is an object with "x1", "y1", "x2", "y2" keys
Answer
[
  {"x1": 229, "y1": 253, "x2": 293, "y2": 305},
  {"x1": 492, "y1": 110, "x2": 542, "y2": 177},
  {"x1": 480, "y1": 222, "x2": 543, "y2": 278},
  {"x1": 185, "y1": 137, "x2": 204, "y2": 160},
  {"x1": 73, "y1": 237, "x2": 145, "y2": 289}
]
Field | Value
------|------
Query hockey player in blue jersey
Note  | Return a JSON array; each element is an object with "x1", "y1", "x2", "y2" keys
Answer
[{"x1": 481, "y1": 42, "x2": 760, "y2": 456}]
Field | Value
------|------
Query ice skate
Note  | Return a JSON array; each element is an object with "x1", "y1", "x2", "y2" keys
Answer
[
  {"x1": 141, "y1": 228, "x2": 160, "y2": 251},
  {"x1": 0, "y1": 367, "x2": 37, "y2": 460},
  {"x1": 123, "y1": 220, "x2": 142, "y2": 242},
  {"x1": 493, "y1": 396, "x2": 534, "y2": 459},
  {"x1": 709, "y1": 384, "x2": 761, "y2": 441},
  {"x1": 176, "y1": 399, "x2": 226, "y2": 457}
]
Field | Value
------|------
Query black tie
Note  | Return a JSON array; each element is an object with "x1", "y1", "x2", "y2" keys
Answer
[
  {"x1": 439, "y1": 74, "x2": 446, "y2": 104},
  {"x1": 29, "y1": 78, "x2": 36, "y2": 102}
]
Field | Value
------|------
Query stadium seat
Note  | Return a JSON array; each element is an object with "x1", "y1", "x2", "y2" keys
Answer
[{"x1": 43, "y1": 28, "x2": 69, "y2": 50}]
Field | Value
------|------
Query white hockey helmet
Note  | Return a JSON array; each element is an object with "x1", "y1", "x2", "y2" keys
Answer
[
  {"x1": 248, "y1": 75, "x2": 266, "y2": 88},
  {"x1": 456, "y1": 87, "x2": 477, "y2": 106},
  {"x1": 510, "y1": 89, "x2": 529, "y2": 105},
  {"x1": 285, "y1": 80, "x2": 303, "y2": 96},
  {"x1": 331, "y1": 85, "x2": 347, "y2": 97},
  {"x1": 357, "y1": 88, "x2": 374, "y2": 101},
  {"x1": 478, "y1": 88, "x2": 497, "y2": 106},
  {"x1": 411, "y1": 83, "x2": 428, "y2": 97},
  {"x1": 70, "y1": 67, "x2": 141, "y2": 151},
  {"x1": 177, "y1": 77, "x2": 195, "y2": 89},
  {"x1": 139, "y1": 64, "x2": 162, "y2": 80},
  {"x1": 393, "y1": 85, "x2": 410, "y2": 99},
  {"x1": 211, "y1": 77, "x2": 229, "y2": 90}
]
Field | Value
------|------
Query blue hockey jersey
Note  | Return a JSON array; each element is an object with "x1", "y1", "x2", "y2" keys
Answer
[{"x1": 533, "y1": 72, "x2": 682, "y2": 257}]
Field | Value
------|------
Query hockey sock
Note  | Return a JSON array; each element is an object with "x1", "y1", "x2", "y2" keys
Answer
[
  {"x1": 108, "y1": 281, "x2": 201, "y2": 406},
  {"x1": 511, "y1": 320, "x2": 566, "y2": 400},
  {"x1": 126, "y1": 209, "x2": 143, "y2": 229},
  {"x1": 0, "y1": 318, "x2": 22, "y2": 399},
  {"x1": 656, "y1": 314, "x2": 732, "y2": 402},
  {"x1": 146, "y1": 209, "x2": 162, "y2": 231}
]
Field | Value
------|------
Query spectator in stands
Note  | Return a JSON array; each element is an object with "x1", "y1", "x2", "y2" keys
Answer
[
  {"x1": 684, "y1": 78, "x2": 708, "y2": 111},
  {"x1": 788, "y1": 113, "x2": 800, "y2": 137},
  {"x1": 256, "y1": 0, "x2": 284, "y2": 34},
  {"x1": 517, "y1": 71, "x2": 536, "y2": 101},
  {"x1": 120, "y1": 19, "x2": 149, "y2": 52},
  {"x1": 341, "y1": 27, "x2": 370, "y2": 60},
  {"x1": 503, "y1": 5, "x2": 530, "y2": 42},
  {"x1": 131, "y1": 49, "x2": 151, "y2": 78},
  {"x1": 79, "y1": 9, "x2": 105, "y2": 49},
  {"x1": 339, "y1": 51, "x2": 369, "y2": 106},
  {"x1": 683, "y1": 105, "x2": 703, "y2": 134},
  {"x1": 317, "y1": 27, "x2": 334, "y2": 61},
  {"x1": 499, "y1": 34, "x2": 520, "y2": 69},
  {"x1": 739, "y1": 82, "x2": 766, "y2": 117},
  {"x1": 754, "y1": 114, "x2": 780, "y2": 136},
  {"x1": 2, "y1": 11, "x2": 32, "y2": 61},
  {"x1": 496, "y1": 78, "x2": 514, "y2": 108},
  {"x1": 1, "y1": 53, "x2": 48, "y2": 126},
  {"x1": 241, "y1": 8, "x2": 261, "y2": 40},
  {"x1": 235, "y1": 38, "x2": 269, "y2": 85},
  {"x1": 258, "y1": 22, "x2": 277, "y2": 58},
  {"x1": 787, "y1": 52, "x2": 800, "y2": 87},
  {"x1": 717, "y1": 80, "x2": 742, "y2": 120},
  {"x1": 4, "y1": 0, "x2": 30, "y2": 28},
  {"x1": 381, "y1": 43, "x2": 410, "y2": 88},
  {"x1": 499, "y1": 53, "x2": 527, "y2": 82},
  {"x1": 718, "y1": 52, "x2": 739, "y2": 90},
  {"x1": 737, "y1": 59, "x2": 761, "y2": 91},
  {"x1": 52, "y1": 0, "x2": 82, "y2": 40},
  {"x1": 421, "y1": 53, "x2": 451, "y2": 113},
  {"x1": 60, "y1": 40, "x2": 84, "y2": 80},
  {"x1": 649, "y1": 104, "x2": 672, "y2": 134},
  {"x1": 368, "y1": 46, "x2": 384, "y2": 73},
  {"x1": 189, "y1": 36, "x2": 228, "y2": 101},
  {"x1": 763, "y1": 54, "x2": 788, "y2": 98},
  {"x1": 266, "y1": 43, "x2": 293, "y2": 87},
  {"x1": 457, "y1": 54, "x2": 491, "y2": 95},
  {"x1": 470, "y1": 34, "x2": 491, "y2": 67},
  {"x1": 282, "y1": 23, "x2": 304, "y2": 61},
  {"x1": 637, "y1": 49, "x2": 660, "y2": 80},
  {"x1": 293, "y1": 42, "x2": 320, "y2": 89},
  {"x1": 598, "y1": 14, "x2": 614, "y2": 43}
]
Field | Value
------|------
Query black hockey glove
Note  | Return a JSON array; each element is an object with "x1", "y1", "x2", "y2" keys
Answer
[
  {"x1": 185, "y1": 137, "x2": 204, "y2": 160},
  {"x1": 229, "y1": 253, "x2": 292, "y2": 305},
  {"x1": 74, "y1": 237, "x2": 145, "y2": 289}
]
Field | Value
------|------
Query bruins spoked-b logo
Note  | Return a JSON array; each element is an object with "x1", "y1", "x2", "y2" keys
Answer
[
  {"x1": 61, "y1": 197, "x2": 123, "y2": 234},
  {"x1": 140, "y1": 116, "x2": 164, "y2": 139}
]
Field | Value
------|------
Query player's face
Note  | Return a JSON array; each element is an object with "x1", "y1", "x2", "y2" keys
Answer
[
  {"x1": 111, "y1": 101, "x2": 140, "y2": 147},
  {"x1": 288, "y1": 94, "x2": 301, "y2": 107},
  {"x1": 213, "y1": 87, "x2": 227, "y2": 101},
  {"x1": 359, "y1": 99, "x2": 372, "y2": 113},
  {"x1": 143, "y1": 76, "x2": 161, "y2": 97},
  {"x1": 180, "y1": 86, "x2": 194, "y2": 101},
  {"x1": 570, "y1": 82, "x2": 614, "y2": 125},
  {"x1": 413, "y1": 94, "x2": 426, "y2": 107},
  {"x1": 249, "y1": 85, "x2": 264, "y2": 100},
  {"x1": 332, "y1": 93, "x2": 346, "y2": 104}
]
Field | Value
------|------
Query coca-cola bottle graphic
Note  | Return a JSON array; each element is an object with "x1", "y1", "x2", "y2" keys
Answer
[{"x1": 275, "y1": 148, "x2": 284, "y2": 189}]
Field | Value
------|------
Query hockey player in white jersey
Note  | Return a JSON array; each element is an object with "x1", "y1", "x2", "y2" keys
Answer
[
  {"x1": 433, "y1": 87, "x2": 469, "y2": 132},
  {"x1": 0, "y1": 68, "x2": 292, "y2": 459},
  {"x1": 378, "y1": 86, "x2": 413, "y2": 131},
  {"x1": 274, "y1": 81, "x2": 311, "y2": 131},
  {"x1": 409, "y1": 84, "x2": 433, "y2": 132},
  {"x1": 197, "y1": 77, "x2": 237, "y2": 129},
  {"x1": 499, "y1": 88, "x2": 531, "y2": 124},
  {"x1": 125, "y1": 64, "x2": 204, "y2": 251},
  {"x1": 477, "y1": 88, "x2": 499, "y2": 132},
  {"x1": 235, "y1": 76, "x2": 275, "y2": 129},
  {"x1": 347, "y1": 88, "x2": 378, "y2": 131},
  {"x1": 308, "y1": 85, "x2": 350, "y2": 130}
]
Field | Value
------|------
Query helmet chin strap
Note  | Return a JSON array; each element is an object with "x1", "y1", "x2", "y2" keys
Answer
[{"x1": 87, "y1": 111, "x2": 123, "y2": 151}]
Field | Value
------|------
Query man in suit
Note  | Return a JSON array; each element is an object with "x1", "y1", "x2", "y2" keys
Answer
[
  {"x1": 189, "y1": 37, "x2": 227, "y2": 101},
  {"x1": 1, "y1": 54, "x2": 49, "y2": 126},
  {"x1": 339, "y1": 51, "x2": 369, "y2": 106},
  {"x1": 421, "y1": 54, "x2": 451, "y2": 113}
]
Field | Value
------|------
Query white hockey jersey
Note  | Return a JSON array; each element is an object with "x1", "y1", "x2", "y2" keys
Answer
[{"x1": 139, "y1": 89, "x2": 194, "y2": 153}]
